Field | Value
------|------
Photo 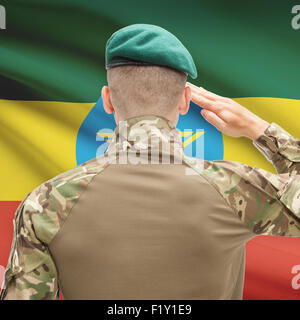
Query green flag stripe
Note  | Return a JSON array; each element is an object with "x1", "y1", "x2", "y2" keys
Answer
[{"x1": 0, "y1": 0, "x2": 299, "y2": 102}]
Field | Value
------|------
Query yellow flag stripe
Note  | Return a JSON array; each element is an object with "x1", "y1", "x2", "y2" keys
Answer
[
  {"x1": 0, "y1": 100, "x2": 94, "y2": 200},
  {"x1": 1, "y1": 97, "x2": 300, "y2": 200},
  {"x1": 224, "y1": 97, "x2": 300, "y2": 173}
]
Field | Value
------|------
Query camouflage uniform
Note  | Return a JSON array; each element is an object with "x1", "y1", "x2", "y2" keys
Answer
[{"x1": 1, "y1": 115, "x2": 300, "y2": 300}]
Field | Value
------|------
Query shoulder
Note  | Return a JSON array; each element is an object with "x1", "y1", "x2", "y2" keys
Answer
[
  {"x1": 183, "y1": 154, "x2": 253, "y2": 181},
  {"x1": 183, "y1": 155, "x2": 253, "y2": 197},
  {"x1": 183, "y1": 156, "x2": 291, "y2": 234},
  {"x1": 184, "y1": 155, "x2": 279, "y2": 196},
  {"x1": 200, "y1": 159, "x2": 284, "y2": 198},
  {"x1": 19, "y1": 155, "x2": 110, "y2": 245}
]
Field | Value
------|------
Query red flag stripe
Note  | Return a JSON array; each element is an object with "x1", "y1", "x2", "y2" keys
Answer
[{"x1": 1, "y1": 202, "x2": 300, "y2": 299}]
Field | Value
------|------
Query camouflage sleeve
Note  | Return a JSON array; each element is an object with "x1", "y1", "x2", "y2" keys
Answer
[
  {"x1": 0, "y1": 193, "x2": 59, "y2": 300},
  {"x1": 200, "y1": 160, "x2": 300, "y2": 237},
  {"x1": 253, "y1": 122, "x2": 300, "y2": 175},
  {"x1": 0, "y1": 157, "x2": 107, "y2": 300}
]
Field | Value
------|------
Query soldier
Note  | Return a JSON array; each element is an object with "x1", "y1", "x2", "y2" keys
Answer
[{"x1": 1, "y1": 23, "x2": 300, "y2": 300}]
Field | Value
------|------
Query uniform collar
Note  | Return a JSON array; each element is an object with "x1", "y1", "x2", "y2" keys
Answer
[{"x1": 106, "y1": 114, "x2": 183, "y2": 156}]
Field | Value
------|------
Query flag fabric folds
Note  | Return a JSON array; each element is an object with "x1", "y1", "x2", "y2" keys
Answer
[{"x1": 0, "y1": 0, "x2": 300, "y2": 299}]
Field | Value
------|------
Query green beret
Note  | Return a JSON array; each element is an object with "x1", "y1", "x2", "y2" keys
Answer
[{"x1": 105, "y1": 24, "x2": 197, "y2": 79}]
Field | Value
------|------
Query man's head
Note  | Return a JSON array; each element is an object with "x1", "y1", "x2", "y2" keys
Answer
[
  {"x1": 102, "y1": 23, "x2": 197, "y2": 125},
  {"x1": 101, "y1": 65, "x2": 191, "y2": 125}
]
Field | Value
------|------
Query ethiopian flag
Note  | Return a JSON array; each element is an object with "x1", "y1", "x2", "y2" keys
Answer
[{"x1": 1, "y1": 0, "x2": 300, "y2": 299}]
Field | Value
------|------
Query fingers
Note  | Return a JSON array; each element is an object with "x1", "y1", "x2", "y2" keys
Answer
[
  {"x1": 190, "y1": 91, "x2": 222, "y2": 113},
  {"x1": 201, "y1": 109, "x2": 226, "y2": 131},
  {"x1": 186, "y1": 82, "x2": 228, "y2": 102},
  {"x1": 186, "y1": 82, "x2": 235, "y2": 118},
  {"x1": 187, "y1": 83, "x2": 216, "y2": 101}
]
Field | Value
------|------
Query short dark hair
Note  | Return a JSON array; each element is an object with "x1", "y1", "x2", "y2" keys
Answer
[{"x1": 107, "y1": 65, "x2": 187, "y2": 119}]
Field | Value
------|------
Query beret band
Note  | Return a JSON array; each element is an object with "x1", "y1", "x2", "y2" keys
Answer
[
  {"x1": 105, "y1": 24, "x2": 197, "y2": 79},
  {"x1": 106, "y1": 60, "x2": 154, "y2": 69}
]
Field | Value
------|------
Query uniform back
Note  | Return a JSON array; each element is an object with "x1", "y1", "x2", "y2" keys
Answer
[{"x1": 49, "y1": 154, "x2": 253, "y2": 300}]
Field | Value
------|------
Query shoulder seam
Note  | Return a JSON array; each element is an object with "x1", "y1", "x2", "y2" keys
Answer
[
  {"x1": 182, "y1": 158, "x2": 238, "y2": 216},
  {"x1": 199, "y1": 168, "x2": 241, "y2": 217},
  {"x1": 183, "y1": 158, "x2": 257, "y2": 236}
]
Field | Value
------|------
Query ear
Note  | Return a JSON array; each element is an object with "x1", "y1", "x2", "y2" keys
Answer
[
  {"x1": 101, "y1": 86, "x2": 115, "y2": 114},
  {"x1": 178, "y1": 85, "x2": 191, "y2": 116}
]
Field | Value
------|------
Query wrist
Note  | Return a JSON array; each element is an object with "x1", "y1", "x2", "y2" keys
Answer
[{"x1": 246, "y1": 119, "x2": 270, "y2": 141}]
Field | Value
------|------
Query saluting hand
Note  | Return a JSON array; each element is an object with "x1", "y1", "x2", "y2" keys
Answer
[{"x1": 186, "y1": 82, "x2": 270, "y2": 141}]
